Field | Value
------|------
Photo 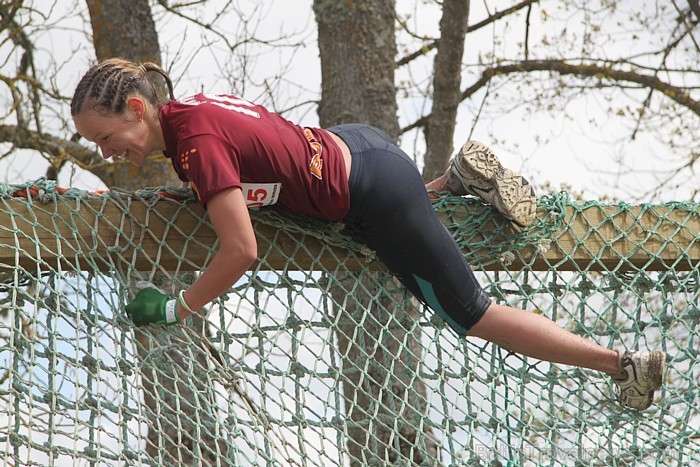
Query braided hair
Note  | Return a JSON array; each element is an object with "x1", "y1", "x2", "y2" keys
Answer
[{"x1": 71, "y1": 58, "x2": 175, "y2": 116}]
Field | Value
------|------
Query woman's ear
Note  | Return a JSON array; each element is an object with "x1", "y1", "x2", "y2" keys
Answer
[{"x1": 126, "y1": 96, "x2": 146, "y2": 122}]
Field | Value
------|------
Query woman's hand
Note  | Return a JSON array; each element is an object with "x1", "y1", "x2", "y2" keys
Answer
[{"x1": 125, "y1": 287, "x2": 179, "y2": 326}]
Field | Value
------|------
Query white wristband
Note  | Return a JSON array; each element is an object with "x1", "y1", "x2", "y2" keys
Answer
[{"x1": 178, "y1": 290, "x2": 194, "y2": 314}]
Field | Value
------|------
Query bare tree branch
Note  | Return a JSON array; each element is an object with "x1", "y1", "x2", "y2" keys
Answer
[
  {"x1": 403, "y1": 59, "x2": 700, "y2": 134},
  {"x1": 397, "y1": 0, "x2": 540, "y2": 67},
  {"x1": 0, "y1": 124, "x2": 117, "y2": 183}
]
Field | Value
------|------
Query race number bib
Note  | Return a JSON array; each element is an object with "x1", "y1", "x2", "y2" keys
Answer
[{"x1": 242, "y1": 183, "x2": 281, "y2": 208}]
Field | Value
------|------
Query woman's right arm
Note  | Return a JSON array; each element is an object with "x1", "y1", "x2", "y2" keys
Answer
[{"x1": 178, "y1": 186, "x2": 257, "y2": 319}]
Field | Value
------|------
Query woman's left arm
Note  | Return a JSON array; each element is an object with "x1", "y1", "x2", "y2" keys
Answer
[{"x1": 178, "y1": 186, "x2": 257, "y2": 319}]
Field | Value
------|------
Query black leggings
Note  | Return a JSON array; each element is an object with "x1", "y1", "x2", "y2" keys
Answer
[{"x1": 328, "y1": 124, "x2": 491, "y2": 335}]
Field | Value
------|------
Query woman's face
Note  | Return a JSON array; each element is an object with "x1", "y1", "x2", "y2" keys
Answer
[{"x1": 73, "y1": 104, "x2": 153, "y2": 166}]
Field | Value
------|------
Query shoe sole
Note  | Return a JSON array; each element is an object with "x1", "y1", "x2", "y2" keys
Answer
[
  {"x1": 457, "y1": 141, "x2": 536, "y2": 229},
  {"x1": 643, "y1": 351, "x2": 666, "y2": 389}
]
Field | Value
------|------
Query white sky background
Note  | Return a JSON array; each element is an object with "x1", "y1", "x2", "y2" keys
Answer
[{"x1": 1, "y1": 0, "x2": 698, "y2": 202}]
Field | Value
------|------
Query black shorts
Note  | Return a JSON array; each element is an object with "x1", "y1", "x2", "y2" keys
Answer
[{"x1": 328, "y1": 124, "x2": 491, "y2": 335}]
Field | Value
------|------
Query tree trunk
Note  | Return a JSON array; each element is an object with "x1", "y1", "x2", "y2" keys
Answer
[
  {"x1": 85, "y1": 1, "x2": 224, "y2": 464},
  {"x1": 314, "y1": 1, "x2": 439, "y2": 464},
  {"x1": 422, "y1": 0, "x2": 470, "y2": 182},
  {"x1": 85, "y1": 0, "x2": 181, "y2": 189},
  {"x1": 314, "y1": 0, "x2": 399, "y2": 139}
]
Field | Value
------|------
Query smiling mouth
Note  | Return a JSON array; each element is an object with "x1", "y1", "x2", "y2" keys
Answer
[{"x1": 114, "y1": 150, "x2": 127, "y2": 160}]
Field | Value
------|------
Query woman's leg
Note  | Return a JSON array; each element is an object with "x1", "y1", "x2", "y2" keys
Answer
[
  {"x1": 470, "y1": 303, "x2": 665, "y2": 410},
  {"x1": 469, "y1": 303, "x2": 666, "y2": 410},
  {"x1": 335, "y1": 131, "x2": 492, "y2": 335},
  {"x1": 469, "y1": 303, "x2": 621, "y2": 374},
  {"x1": 332, "y1": 126, "x2": 665, "y2": 410}
]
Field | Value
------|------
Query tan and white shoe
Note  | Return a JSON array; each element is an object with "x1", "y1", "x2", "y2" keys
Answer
[
  {"x1": 612, "y1": 350, "x2": 666, "y2": 410},
  {"x1": 445, "y1": 141, "x2": 536, "y2": 230}
]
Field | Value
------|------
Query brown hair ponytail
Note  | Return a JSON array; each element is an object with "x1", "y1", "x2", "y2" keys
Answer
[{"x1": 71, "y1": 58, "x2": 175, "y2": 116}]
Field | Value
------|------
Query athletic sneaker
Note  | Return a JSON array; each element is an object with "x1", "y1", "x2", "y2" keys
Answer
[
  {"x1": 612, "y1": 350, "x2": 666, "y2": 410},
  {"x1": 445, "y1": 141, "x2": 536, "y2": 230}
]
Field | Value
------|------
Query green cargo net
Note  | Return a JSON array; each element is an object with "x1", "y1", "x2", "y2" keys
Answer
[{"x1": 0, "y1": 179, "x2": 697, "y2": 466}]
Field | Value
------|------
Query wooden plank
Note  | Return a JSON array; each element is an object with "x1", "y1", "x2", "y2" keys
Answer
[
  {"x1": 0, "y1": 197, "x2": 697, "y2": 273},
  {"x1": 544, "y1": 204, "x2": 700, "y2": 271},
  {"x1": 0, "y1": 196, "x2": 372, "y2": 273}
]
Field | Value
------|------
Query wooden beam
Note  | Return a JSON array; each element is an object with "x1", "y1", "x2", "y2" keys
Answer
[
  {"x1": 0, "y1": 196, "x2": 697, "y2": 273},
  {"x1": 500, "y1": 203, "x2": 700, "y2": 271}
]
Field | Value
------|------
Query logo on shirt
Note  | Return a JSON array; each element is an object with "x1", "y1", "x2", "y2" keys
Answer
[
  {"x1": 304, "y1": 128, "x2": 323, "y2": 180},
  {"x1": 181, "y1": 148, "x2": 195, "y2": 172},
  {"x1": 180, "y1": 148, "x2": 201, "y2": 199}
]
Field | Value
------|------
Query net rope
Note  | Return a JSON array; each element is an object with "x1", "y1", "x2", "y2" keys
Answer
[{"x1": 0, "y1": 178, "x2": 697, "y2": 466}]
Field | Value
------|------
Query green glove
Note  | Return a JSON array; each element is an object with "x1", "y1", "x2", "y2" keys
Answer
[{"x1": 125, "y1": 287, "x2": 180, "y2": 326}]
